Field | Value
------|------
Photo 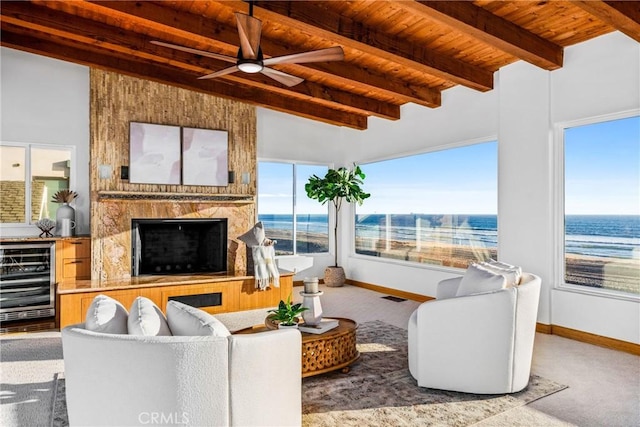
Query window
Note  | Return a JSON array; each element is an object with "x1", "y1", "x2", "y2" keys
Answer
[
  {"x1": 563, "y1": 115, "x2": 639, "y2": 296},
  {"x1": 0, "y1": 143, "x2": 73, "y2": 224},
  {"x1": 355, "y1": 141, "x2": 498, "y2": 268},
  {"x1": 258, "y1": 162, "x2": 329, "y2": 255}
]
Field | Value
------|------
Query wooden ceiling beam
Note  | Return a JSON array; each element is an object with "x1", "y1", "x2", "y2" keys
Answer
[
  {"x1": 245, "y1": 0, "x2": 494, "y2": 91},
  {"x1": 0, "y1": 27, "x2": 368, "y2": 130},
  {"x1": 77, "y1": 0, "x2": 440, "y2": 108},
  {"x1": 404, "y1": 1, "x2": 563, "y2": 70},
  {"x1": 573, "y1": 1, "x2": 640, "y2": 43},
  {"x1": 1, "y1": 2, "x2": 397, "y2": 120},
  {"x1": 308, "y1": 62, "x2": 441, "y2": 108}
]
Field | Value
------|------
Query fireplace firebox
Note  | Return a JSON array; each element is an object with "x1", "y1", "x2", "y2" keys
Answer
[{"x1": 132, "y1": 218, "x2": 227, "y2": 276}]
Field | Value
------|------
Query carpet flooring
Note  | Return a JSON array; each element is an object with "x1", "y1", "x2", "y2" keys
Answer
[{"x1": 52, "y1": 321, "x2": 567, "y2": 427}]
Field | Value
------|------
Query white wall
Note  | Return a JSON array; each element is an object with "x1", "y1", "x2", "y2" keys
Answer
[
  {"x1": 259, "y1": 32, "x2": 640, "y2": 344},
  {"x1": 257, "y1": 108, "x2": 347, "y2": 163},
  {"x1": 1, "y1": 47, "x2": 90, "y2": 236},
  {"x1": 497, "y1": 61, "x2": 554, "y2": 325},
  {"x1": 340, "y1": 85, "x2": 498, "y2": 163}
]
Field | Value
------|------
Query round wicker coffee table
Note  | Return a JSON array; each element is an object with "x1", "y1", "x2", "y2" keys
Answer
[{"x1": 235, "y1": 317, "x2": 360, "y2": 378}]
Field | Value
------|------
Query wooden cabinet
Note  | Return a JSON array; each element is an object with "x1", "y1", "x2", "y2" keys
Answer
[
  {"x1": 55, "y1": 238, "x2": 91, "y2": 283},
  {"x1": 58, "y1": 274, "x2": 293, "y2": 328},
  {"x1": 239, "y1": 279, "x2": 287, "y2": 310}
]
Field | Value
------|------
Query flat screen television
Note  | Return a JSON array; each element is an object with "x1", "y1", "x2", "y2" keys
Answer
[{"x1": 131, "y1": 218, "x2": 227, "y2": 276}]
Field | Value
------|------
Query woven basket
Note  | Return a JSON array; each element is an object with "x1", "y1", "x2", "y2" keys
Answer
[{"x1": 324, "y1": 266, "x2": 345, "y2": 287}]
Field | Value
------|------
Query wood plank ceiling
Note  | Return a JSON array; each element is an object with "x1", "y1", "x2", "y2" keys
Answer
[{"x1": 2, "y1": 1, "x2": 639, "y2": 130}]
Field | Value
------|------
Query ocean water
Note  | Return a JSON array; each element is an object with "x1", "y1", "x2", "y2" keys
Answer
[
  {"x1": 565, "y1": 215, "x2": 639, "y2": 259},
  {"x1": 258, "y1": 214, "x2": 640, "y2": 260},
  {"x1": 259, "y1": 214, "x2": 329, "y2": 234}
]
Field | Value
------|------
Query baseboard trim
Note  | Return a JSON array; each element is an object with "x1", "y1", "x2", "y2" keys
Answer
[
  {"x1": 344, "y1": 278, "x2": 638, "y2": 355},
  {"x1": 536, "y1": 323, "x2": 553, "y2": 334},
  {"x1": 546, "y1": 324, "x2": 640, "y2": 356},
  {"x1": 345, "y1": 279, "x2": 433, "y2": 303}
]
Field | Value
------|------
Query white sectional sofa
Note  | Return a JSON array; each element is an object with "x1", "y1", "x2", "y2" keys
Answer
[{"x1": 62, "y1": 323, "x2": 302, "y2": 426}]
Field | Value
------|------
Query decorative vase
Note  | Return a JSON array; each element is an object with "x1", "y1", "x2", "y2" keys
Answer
[
  {"x1": 56, "y1": 203, "x2": 76, "y2": 237},
  {"x1": 301, "y1": 290, "x2": 324, "y2": 325},
  {"x1": 303, "y1": 277, "x2": 319, "y2": 293},
  {"x1": 324, "y1": 266, "x2": 345, "y2": 287}
]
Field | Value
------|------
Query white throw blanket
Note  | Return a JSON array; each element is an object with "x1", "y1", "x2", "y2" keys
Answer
[{"x1": 252, "y1": 245, "x2": 280, "y2": 290}]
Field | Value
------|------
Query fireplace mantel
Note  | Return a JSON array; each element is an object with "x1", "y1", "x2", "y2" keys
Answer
[{"x1": 97, "y1": 191, "x2": 255, "y2": 203}]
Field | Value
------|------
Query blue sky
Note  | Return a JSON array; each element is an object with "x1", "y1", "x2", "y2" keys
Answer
[
  {"x1": 259, "y1": 115, "x2": 639, "y2": 216},
  {"x1": 565, "y1": 115, "x2": 639, "y2": 215},
  {"x1": 358, "y1": 141, "x2": 498, "y2": 214},
  {"x1": 258, "y1": 163, "x2": 328, "y2": 215}
]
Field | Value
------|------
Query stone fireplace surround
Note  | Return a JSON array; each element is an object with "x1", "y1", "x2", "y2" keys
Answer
[
  {"x1": 91, "y1": 195, "x2": 255, "y2": 283},
  {"x1": 88, "y1": 70, "x2": 258, "y2": 284}
]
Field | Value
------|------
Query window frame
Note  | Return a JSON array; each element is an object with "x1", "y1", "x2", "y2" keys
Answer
[
  {"x1": 257, "y1": 159, "x2": 331, "y2": 256},
  {"x1": 552, "y1": 110, "x2": 640, "y2": 302},
  {"x1": 349, "y1": 136, "x2": 499, "y2": 272},
  {"x1": 0, "y1": 141, "x2": 77, "y2": 229}
]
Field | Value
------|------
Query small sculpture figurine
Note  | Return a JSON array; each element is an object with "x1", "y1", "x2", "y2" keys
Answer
[{"x1": 35, "y1": 218, "x2": 56, "y2": 238}]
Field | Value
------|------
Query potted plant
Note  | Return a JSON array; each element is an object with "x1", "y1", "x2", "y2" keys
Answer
[
  {"x1": 305, "y1": 165, "x2": 370, "y2": 287},
  {"x1": 267, "y1": 294, "x2": 308, "y2": 328}
]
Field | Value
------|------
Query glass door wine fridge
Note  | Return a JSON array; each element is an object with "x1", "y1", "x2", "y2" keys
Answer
[{"x1": 0, "y1": 242, "x2": 55, "y2": 322}]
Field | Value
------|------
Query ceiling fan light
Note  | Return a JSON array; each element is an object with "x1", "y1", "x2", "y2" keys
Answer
[{"x1": 238, "y1": 61, "x2": 264, "y2": 73}]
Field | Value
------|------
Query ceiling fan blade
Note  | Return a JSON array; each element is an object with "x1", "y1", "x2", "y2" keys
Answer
[
  {"x1": 235, "y1": 12, "x2": 262, "y2": 59},
  {"x1": 198, "y1": 65, "x2": 240, "y2": 80},
  {"x1": 150, "y1": 40, "x2": 237, "y2": 64},
  {"x1": 263, "y1": 46, "x2": 344, "y2": 66},
  {"x1": 261, "y1": 67, "x2": 305, "y2": 87}
]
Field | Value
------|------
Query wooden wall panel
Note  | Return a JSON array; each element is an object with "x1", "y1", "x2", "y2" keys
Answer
[
  {"x1": 89, "y1": 69, "x2": 256, "y2": 195},
  {"x1": 89, "y1": 69, "x2": 258, "y2": 282}
]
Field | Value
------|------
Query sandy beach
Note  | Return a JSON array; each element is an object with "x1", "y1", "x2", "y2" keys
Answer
[
  {"x1": 266, "y1": 230, "x2": 639, "y2": 294},
  {"x1": 265, "y1": 229, "x2": 329, "y2": 254},
  {"x1": 565, "y1": 254, "x2": 639, "y2": 294}
]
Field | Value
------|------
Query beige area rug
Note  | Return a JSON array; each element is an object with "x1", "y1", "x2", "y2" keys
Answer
[
  {"x1": 51, "y1": 321, "x2": 567, "y2": 427},
  {"x1": 302, "y1": 321, "x2": 567, "y2": 426}
]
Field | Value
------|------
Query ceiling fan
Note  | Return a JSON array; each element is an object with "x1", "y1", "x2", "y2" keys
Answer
[{"x1": 150, "y1": 2, "x2": 344, "y2": 87}]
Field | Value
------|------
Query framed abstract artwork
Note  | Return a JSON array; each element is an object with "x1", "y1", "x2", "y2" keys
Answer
[
  {"x1": 182, "y1": 127, "x2": 229, "y2": 186},
  {"x1": 129, "y1": 122, "x2": 181, "y2": 185}
]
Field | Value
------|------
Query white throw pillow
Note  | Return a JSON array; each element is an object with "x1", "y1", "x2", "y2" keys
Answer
[
  {"x1": 237, "y1": 221, "x2": 266, "y2": 247},
  {"x1": 456, "y1": 263, "x2": 508, "y2": 297},
  {"x1": 85, "y1": 294, "x2": 129, "y2": 334},
  {"x1": 482, "y1": 259, "x2": 523, "y2": 287},
  {"x1": 166, "y1": 300, "x2": 230, "y2": 337},
  {"x1": 128, "y1": 297, "x2": 172, "y2": 336}
]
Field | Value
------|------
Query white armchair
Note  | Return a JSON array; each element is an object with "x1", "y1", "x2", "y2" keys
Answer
[
  {"x1": 62, "y1": 325, "x2": 301, "y2": 426},
  {"x1": 408, "y1": 272, "x2": 541, "y2": 394}
]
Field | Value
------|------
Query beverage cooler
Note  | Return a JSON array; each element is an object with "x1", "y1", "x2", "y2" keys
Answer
[{"x1": 0, "y1": 242, "x2": 55, "y2": 322}]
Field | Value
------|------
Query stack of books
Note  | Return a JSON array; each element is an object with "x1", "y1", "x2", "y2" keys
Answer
[{"x1": 298, "y1": 318, "x2": 339, "y2": 334}]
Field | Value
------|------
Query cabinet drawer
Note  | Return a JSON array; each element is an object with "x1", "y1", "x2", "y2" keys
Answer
[
  {"x1": 60, "y1": 238, "x2": 91, "y2": 258},
  {"x1": 56, "y1": 238, "x2": 91, "y2": 283},
  {"x1": 62, "y1": 258, "x2": 91, "y2": 280}
]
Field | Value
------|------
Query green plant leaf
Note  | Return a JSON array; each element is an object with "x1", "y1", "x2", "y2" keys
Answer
[{"x1": 304, "y1": 164, "x2": 370, "y2": 267}]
